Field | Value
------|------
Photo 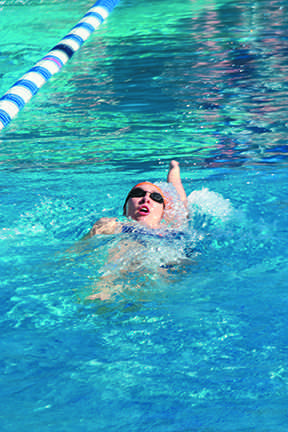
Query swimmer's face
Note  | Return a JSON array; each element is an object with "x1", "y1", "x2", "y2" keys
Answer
[{"x1": 125, "y1": 184, "x2": 165, "y2": 228}]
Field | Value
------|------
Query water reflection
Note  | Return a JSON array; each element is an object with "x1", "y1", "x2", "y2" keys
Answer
[
  {"x1": 63, "y1": 0, "x2": 288, "y2": 167},
  {"x1": 1, "y1": 0, "x2": 288, "y2": 168}
]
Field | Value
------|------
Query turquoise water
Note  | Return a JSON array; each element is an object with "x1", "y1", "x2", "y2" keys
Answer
[{"x1": 0, "y1": 0, "x2": 287, "y2": 430}]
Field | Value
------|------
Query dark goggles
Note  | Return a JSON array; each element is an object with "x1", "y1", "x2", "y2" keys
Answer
[
  {"x1": 123, "y1": 187, "x2": 165, "y2": 214},
  {"x1": 127, "y1": 187, "x2": 164, "y2": 204}
]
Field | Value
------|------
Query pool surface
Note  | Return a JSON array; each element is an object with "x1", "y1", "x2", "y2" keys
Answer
[{"x1": 0, "y1": 0, "x2": 287, "y2": 431}]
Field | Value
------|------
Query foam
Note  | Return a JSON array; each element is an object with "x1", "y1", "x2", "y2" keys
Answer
[{"x1": 188, "y1": 188, "x2": 233, "y2": 229}]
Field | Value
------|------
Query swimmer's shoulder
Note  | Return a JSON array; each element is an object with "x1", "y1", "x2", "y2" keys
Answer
[{"x1": 84, "y1": 217, "x2": 121, "y2": 238}]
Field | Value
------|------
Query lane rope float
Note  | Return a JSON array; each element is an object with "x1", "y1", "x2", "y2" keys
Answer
[{"x1": 0, "y1": 0, "x2": 120, "y2": 131}]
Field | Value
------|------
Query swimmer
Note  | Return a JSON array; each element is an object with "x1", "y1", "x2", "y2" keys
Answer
[
  {"x1": 84, "y1": 160, "x2": 188, "y2": 238},
  {"x1": 75, "y1": 161, "x2": 232, "y2": 300},
  {"x1": 81, "y1": 160, "x2": 189, "y2": 300}
]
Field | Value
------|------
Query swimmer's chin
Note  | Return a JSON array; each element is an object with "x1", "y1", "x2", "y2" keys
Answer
[{"x1": 127, "y1": 216, "x2": 163, "y2": 230}]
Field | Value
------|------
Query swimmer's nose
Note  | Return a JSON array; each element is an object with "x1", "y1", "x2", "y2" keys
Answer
[{"x1": 139, "y1": 192, "x2": 150, "y2": 204}]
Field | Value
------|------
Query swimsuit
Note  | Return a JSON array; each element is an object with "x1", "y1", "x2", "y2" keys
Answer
[
  {"x1": 121, "y1": 224, "x2": 195, "y2": 260},
  {"x1": 121, "y1": 224, "x2": 185, "y2": 239}
]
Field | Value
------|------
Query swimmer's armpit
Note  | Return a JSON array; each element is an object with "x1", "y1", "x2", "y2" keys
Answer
[{"x1": 83, "y1": 217, "x2": 120, "y2": 238}]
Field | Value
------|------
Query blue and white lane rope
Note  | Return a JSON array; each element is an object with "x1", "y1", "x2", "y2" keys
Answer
[{"x1": 0, "y1": 0, "x2": 120, "y2": 131}]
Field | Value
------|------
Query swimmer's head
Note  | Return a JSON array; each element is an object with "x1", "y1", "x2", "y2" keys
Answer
[
  {"x1": 123, "y1": 182, "x2": 167, "y2": 228},
  {"x1": 123, "y1": 181, "x2": 188, "y2": 229},
  {"x1": 123, "y1": 182, "x2": 167, "y2": 214}
]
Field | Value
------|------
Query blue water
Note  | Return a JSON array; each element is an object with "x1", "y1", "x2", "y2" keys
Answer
[{"x1": 0, "y1": 0, "x2": 287, "y2": 431}]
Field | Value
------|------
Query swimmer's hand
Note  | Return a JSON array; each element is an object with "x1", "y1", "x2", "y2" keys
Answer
[{"x1": 84, "y1": 217, "x2": 119, "y2": 238}]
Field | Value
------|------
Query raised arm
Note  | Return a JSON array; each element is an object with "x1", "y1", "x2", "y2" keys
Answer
[{"x1": 167, "y1": 160, "x2": 187, "y2": 208}]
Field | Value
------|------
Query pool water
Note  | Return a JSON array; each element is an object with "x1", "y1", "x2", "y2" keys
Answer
[{"x1": 0, "y1": 0, "x2": 287, "y2": 430}]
